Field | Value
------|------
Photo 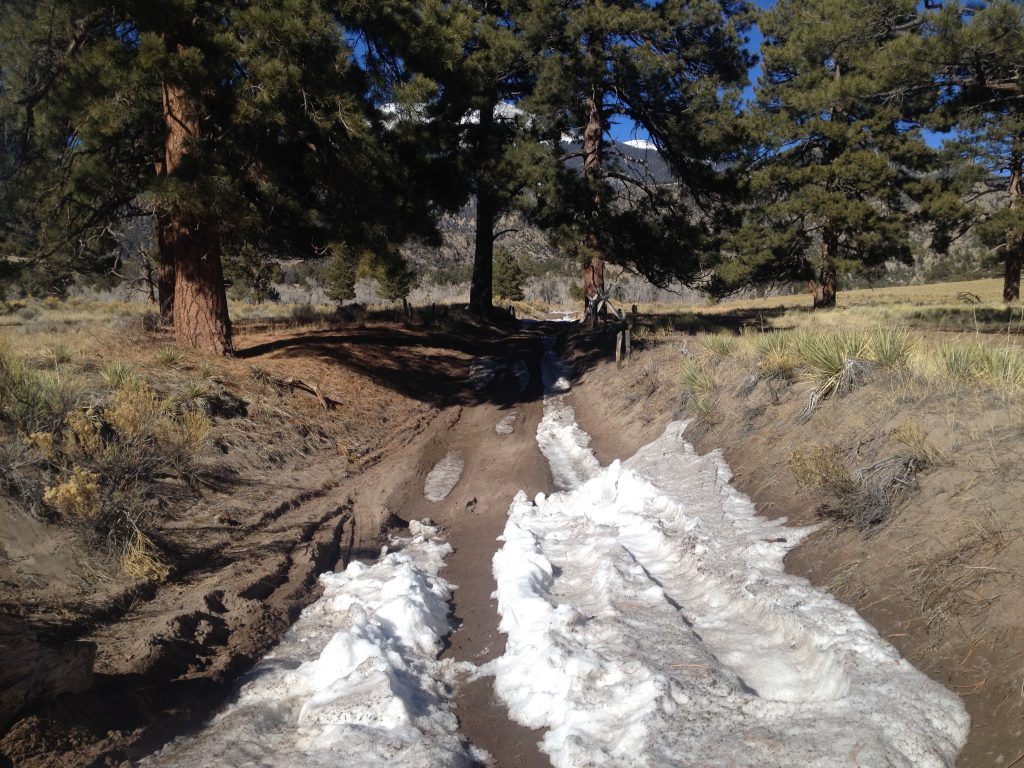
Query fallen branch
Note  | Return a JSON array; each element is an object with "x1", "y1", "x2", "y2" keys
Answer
[{"x1": 274, "y1": 377, "x2": 342, "y2": 410}]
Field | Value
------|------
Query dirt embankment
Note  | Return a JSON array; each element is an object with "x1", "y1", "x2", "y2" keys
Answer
[
  {"x1": 566, "y1": 329, "x2": 1024, "y2": 768},
  {"x1": 0, "y1": 313, "x2": 538, "y2": 768}
]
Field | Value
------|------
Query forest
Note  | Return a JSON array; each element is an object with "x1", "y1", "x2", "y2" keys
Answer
[{"x1": 0, "y1": 0, "x2": 1022, "y2": 355}]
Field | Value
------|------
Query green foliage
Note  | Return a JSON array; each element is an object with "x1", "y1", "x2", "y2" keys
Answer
[
  {"x1": 492, "y1": 247, "x2": 525, "y2": 301},
  {"x1": 225, "y1": 247, "x2": 284, "y2": 304},
  {"x1": 0, "y1": 0, "x2": 447, "y2": 306},
  {"x1": 323, "y1": 247, "x2": 357, "y2": 304},
  {"x1": 721, "y1": 0, "x2": 943, "y2": 299},
  {"x1": 375, "y1": 250, "x2": 416, "y2": 303}
]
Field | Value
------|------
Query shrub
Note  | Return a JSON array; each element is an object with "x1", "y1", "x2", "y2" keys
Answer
[
  {"x1": 796, "y1": 330, "x2": 873, "y2": 419},
  {"x1": 753, "y1": 332, "x2": 799, "y2": 379},
  {"x1": 787, "y1": 445, "x2": 857, "y2": 495},
  {"x1": 937, "y1": 340, "x2": 985, "y2": 381},
  {"x1": 0, "y1": 351, "x2": 85, "y2": 434},
  {"x1": 171, "y1": 379, "x2": 213, "y2": 416},
  {"x1": 980, "y1": 346, "x2": 1024, "y2": 396},
  {"x1": 43, "y1": 466, "x2": 102, "y2": 519},
  {"x1": 679, "y1": 360, "x2": 718, "y2": 430}
]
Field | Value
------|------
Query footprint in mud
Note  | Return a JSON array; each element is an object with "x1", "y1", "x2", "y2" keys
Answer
[{"x1": 424, "y1": 452, "x2": 464, "y2": 502}]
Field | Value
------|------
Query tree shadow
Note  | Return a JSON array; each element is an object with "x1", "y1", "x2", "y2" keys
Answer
[{"x1": 235, "y1": 320, "x2": 596, "y2": 409}]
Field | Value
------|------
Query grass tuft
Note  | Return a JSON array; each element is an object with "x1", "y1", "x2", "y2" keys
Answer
[
  {"x1": 701, "y1": 333, "x2": 738, "y2": 359},
  {"x1": 155, "y1": 344, "x2": 183, "y2": 367},
  {"x1": 869, "y1": 326, "x2": 916, "y2": 370},
  {"x1": 101, "y1": 361, "x2": 138, "y2": 391}
]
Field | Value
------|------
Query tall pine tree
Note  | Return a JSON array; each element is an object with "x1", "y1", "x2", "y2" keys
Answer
[
  {"x1": 0, "y1": 0, "x2": 439, "y2": 352},
  {"x1": 924, "y1": 0, "x2": 1024, "y2": 302},
  {"x1": 520, "y1": 0, "x2": 752, "y2": 322},
  {"x1": 732, "y1": 0, "x2": 941, "y2": 307}
]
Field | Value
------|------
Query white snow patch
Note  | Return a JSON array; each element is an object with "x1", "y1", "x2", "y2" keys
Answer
[
  {"x1": 424, "y1": 452, "x2": 464, "y2": 502},
  {"x1": 496, "y1": 413, "x2": 518, "y2": 435},
  {"x1": 488, "y1": 402, "x2": 969, "y2": 765},
  {"x1": 623, "y1": 138, "x2": 657, "y2": 151},
  {"x1": 144, "y1": 522, "x2": 483, "y2": 768}
]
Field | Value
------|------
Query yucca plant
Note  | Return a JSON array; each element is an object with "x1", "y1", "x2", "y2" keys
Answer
[
  {"x1": 980, "y1": 346, "x2": 1024, "y2": 396},
  {"x1": 155, "y1": 344, "x2": 183, "y2": 367},
  {"x1": 101, "y1": 361, "x2": 138, "y2": 391},
  {"x1": 869, "y1": 326, "x2": 916, "y2": 370},
  {"x1": 937, "y1": 341, "x2": 985, "y2": 382},
  {"x1": 702, "y1": 333, "x2": 738, "y2": 359},
  {"x1": 796, "y1": 330, "x2": 872, "y2": 420},
  {"x1": 754, "y1": 332, "x2": 799, "y2": 379}
]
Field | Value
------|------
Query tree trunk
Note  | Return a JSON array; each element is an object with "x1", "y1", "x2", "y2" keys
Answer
[
  {"x1": 167, "y1": 214, "x2": 233, "y2": 354},
  {"x1": 154, "y1": 217, "x2": 175, "y2": 326},
  {"x1": 812, "y1": 229, "x2": 838, "y2": 309},
  {"x1": 582, "y1": 92, "x2": 606, "y2": 327},
  {"x1": 1004, "y1": 155, "x2": 1022, "y2": 304},
  {"x1": 157, "y1": 80, "x2": 233, "y2": 353},
  {"x1": 470, "y1": 97, "x2": 497, "y2": 318}
]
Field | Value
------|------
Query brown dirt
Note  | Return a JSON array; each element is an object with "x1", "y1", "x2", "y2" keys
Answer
[
  {"x1": 0, "y1": 313, "x2": 565, "y2": 768},
  {"x1": 565, "y1": 327, "x2": 1024, "y2": 768}
]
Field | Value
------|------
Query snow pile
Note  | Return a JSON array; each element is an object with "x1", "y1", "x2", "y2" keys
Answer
[
  {"x1": 424, "y1": 451, "x2": 464, "y2": 502},
  {"x1": 144, "y1": 522, "x2": 482, "y2": 768},
  {"x1": 489, "y1": 414, "x2": 969, "y2": 766},
  {"x1": 496, "y1": 413, "x2": 518, "y2": 435}
]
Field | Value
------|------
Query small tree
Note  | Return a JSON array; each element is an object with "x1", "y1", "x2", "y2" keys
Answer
[
  {"x1": 492, "y1": 246, "x2": 525, "y2": 301},
  {"x1": 322, "y1": 247, "x2": 358, "y2": 305},
  {"x1": 375, "y1": 250, "x2": 416, "y2": 317}
]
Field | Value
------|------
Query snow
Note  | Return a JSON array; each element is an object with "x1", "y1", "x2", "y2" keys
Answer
[
  {"x1": 496, "y1": 413, "x2": 518, "y2": 435},
  {"x1": 623, "y1": 138, "x2": 657, "y2": 151},
  {"x1": 487, "y1": 346, "x2": 969, "y2": 767},
  {"x1": 143, "y1": 522, "x2": 483, "y2": 768},
  {"x1": 424, "y1": 451, "x2": 464, "y2": 502}
]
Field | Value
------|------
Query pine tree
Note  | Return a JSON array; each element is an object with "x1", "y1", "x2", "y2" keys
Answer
[
  {"x1": 924, "y1": 0, "x2": 1024, "y2": 303},
  {"x1": 0, "y1": 0, "x2": 440, "y2": 352},
  {"x1": 492, "y1": 245, "x2": 525, "y2": 301},
  {"x1": 730, "y1": 0, "x2": 941, "y2": 307},
  {"x1": 344, "y1": 0, "x2": 542, "y2": 319},
  {"x1": 322, "y1": 246, "x2": 358, "y2": 304},
  {"x1": 520, "y1": 0, "x2": 752, "y2": 323}
]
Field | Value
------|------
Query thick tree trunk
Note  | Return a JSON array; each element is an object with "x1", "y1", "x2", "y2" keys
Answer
[
  {"x1": 1004, "y1": 157, "x2": 1022, "y2": 304},
  {"x1": 582, "y1": 93, "x2": 606, "y2": 327},
  {"x1": 166, "y1": 215, "x2": 233, "y2": 354},
  {"x1": 470, "y1": 189, "x2": 496, "y2": 318},
  {"x1": 156, "y1": 80, "x2": 233, "y2": 353},
  {"x1": 155, "y1": 217, "x2": 175, "y2": 326},
  {"x1": 812, "y1": 229, "x2": 838, "y2": 309},
  {"x1": 470, "y1": 97, "x2": 497, "y2": 318}
]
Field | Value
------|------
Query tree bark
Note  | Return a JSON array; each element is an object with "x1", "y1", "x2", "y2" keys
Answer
[
  {"x1": 582, "y1": 92, "x2": 606, "y2": 327},
  {"x1": 1004, "y1": 155, "x2": 1022, "y2": 304},
  {"x1": 154, "y1": 218, "x2": 175, "y2": 326},
  {"x1": 812, "y1": 229, "x2": 838, "y2": 309},
  {"x1": 470, "y1": 97, "x2": 497, "y2": 318},
  {"x1": 157, "y1": 80, "x2": 233, "y2": 353},
  {"x1": 167, "y1": 214, "x2": 233, "y2": 354}
]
